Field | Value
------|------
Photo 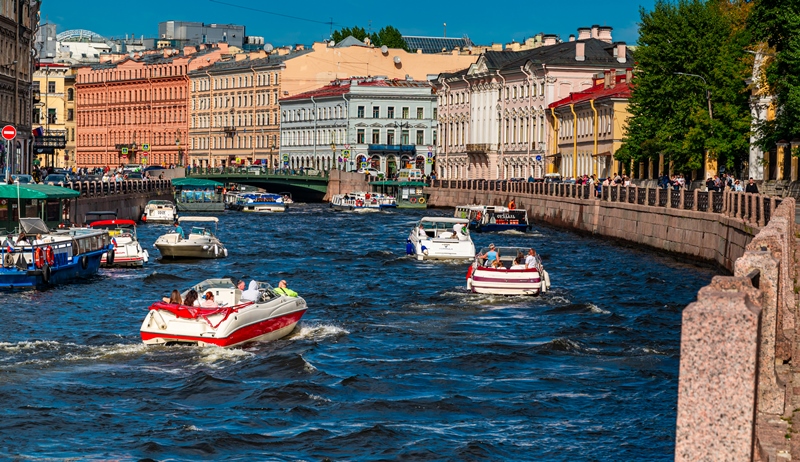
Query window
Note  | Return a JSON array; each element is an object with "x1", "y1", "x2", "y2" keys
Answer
[
  {"x1": 372, "y1": 106, "x2": 380, "y2": 118},
  {"x1": 387, "y1": 106, "x2": 395, "y2": 119},
  {"x1": 432, "y1": 130, "x2": 437, "y2": 145},
  {"x1": 357, "y1": 129, "x2": 365, "y2": 143},
  {"x1": 402, "y1": 107, "x2": 409, "y2": 119},
  {"x1": 416, "y1": 130, "x2": 424, "y2": 145},
  {"x1": 387, "y1": 129, "x2": 395, "y2": 145},
  {"x1": 67, "y1": 88, "x2": 74, "y2": 101},
  {"x1": 416, "y1": 107, "x2": 423, "y2": 119},
  {"x1": 433, "y1": 108, "x2": 438, "y2": 119},
  {"x1": 47, "y1": 108, "x2": 56, "y2": 124},
  {"x1": 371, "y1": 129, "x2": 380, "y2": 143},
  {"x1": 48, "y1": 81, "x2": 55, "y2": 93},
  {"x1": 67, "y1": 109, "x2": 74, "y2": 121},
  {"x1": 33, "y1": 108, "x2": 40, "y2": 123},
  {"x1": 401, "y1": 130, "x2": 409, "y2": 145}
]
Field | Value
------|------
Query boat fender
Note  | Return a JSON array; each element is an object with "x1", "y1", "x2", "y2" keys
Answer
[
  {"x1": 34, "y1": 247, "x2": 44, "y2": 269},
  {"x1": 42, "y1": 262, "x2": 51, "y2": 284},
  {"x1": 3, "y1": 252, "x2": 13, "y2": 268},
  {"x1": 213, "y1": 245, "x2": 219, "y2": 256},
  {"x1": 45, "y1": 246, "x2": 55, "y2": 266},
  {"x1": 107, "y1": 247, "x2": 115, "y2": 265},
  {"x1": 405, "y1": 240, "x2": 414, "y2": 255},
  {"x1": 223, "y1": 248, "x2": 228, "y2": 257},
  {"x1": 143, "y1": 250, "x2": 149, "y2": 263},
  {"x1": 543, "y1": 270, "x2": 551, "y2": 292},
  {"x1": 80, "y1": 255, "x2": 88, "y2": 270},
  {"x1": 466, "y1": 263, "x2": 475, "y2": 281}
]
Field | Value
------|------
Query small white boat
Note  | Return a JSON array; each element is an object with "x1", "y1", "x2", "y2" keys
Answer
[
  {"x1": 140, "y1": 278, "x2": 308, "y2": 347},
  {"x1": 237, "y1": 193, "x2": 288, "y2": 213},
  {"x1": 154, "y1": 216, "x2": 228, "y2": 259},
  {"x1": 330, "y1": 192, "x2": 394, "y2": 212},
  {"x1": 141, "y1": 200, "x2": 177, "y2": 224},
  {"x1": 406, "y1": 217, "x2": 475, "y2": 261},
  {"x1": 466, "y1": 246, "x2": 551, "y2": 295},
  {"x1": 86, "y1": 213, "x2": 149, "y2": 267}
]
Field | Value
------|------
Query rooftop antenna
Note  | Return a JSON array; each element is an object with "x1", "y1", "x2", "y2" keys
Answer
[
  {"x1": 329, "y1": 17, "x2": 333, "y2": 38},
  {"x1": 443, "y1": 23, "x2": 447, "y2": 38}
]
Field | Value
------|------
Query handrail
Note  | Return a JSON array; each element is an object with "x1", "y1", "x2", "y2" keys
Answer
[
  {"x1": 184, "y1": 166, "x2": 330, "y2": 179},
  {"x1": 62, "y1": 178, "x2": 172, "y2": 198},
  {"x1": 427, "y1": 180, "x2": 780, "y2": 228}
]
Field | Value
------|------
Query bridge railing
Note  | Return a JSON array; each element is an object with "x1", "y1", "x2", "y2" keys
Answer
[
  {"x1": 430, "y1": 179, "x2": 780, "y2": 227},
  {"x1": 59, "y1": 179, "x2": 173, "y2": 199},
  {"x1": 186, "y1": 166, "x2": 330, "y2": 178}
]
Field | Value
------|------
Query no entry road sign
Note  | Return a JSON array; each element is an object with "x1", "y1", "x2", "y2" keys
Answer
[{"x1": 1, "y1": 125, "x2": 16, "y2": 141}]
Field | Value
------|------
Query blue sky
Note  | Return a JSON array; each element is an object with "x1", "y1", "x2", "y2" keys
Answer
[{"x1": 42, "y1": 0, "x2": 656, "y2": 47}]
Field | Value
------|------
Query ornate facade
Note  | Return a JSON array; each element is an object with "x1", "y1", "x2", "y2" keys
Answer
[
  {"x1": 434, "y1": 26, "x2": 633, "y2": 180},
  {"x1": 0, "y1": 0, "x2": 40, "y2": 175},
  {"x1": 32, "y1": 63, "x2": 73, "y2": 168},
  {"x1": 74, "y1": 43, "x2": 230, "y2": 168}
]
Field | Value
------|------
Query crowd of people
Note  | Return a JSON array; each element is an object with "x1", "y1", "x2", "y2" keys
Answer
[{"x1": 476, "y1": 244, "x2": 541, "y2": 270}]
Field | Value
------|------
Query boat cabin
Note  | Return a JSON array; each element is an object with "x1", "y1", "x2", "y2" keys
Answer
[
  {"x1": 171, "y1": 178, "x2": 225, "y2": 212},
  {"x1": 455, "y1": 205, "x2": 529, "y2": 232},
  {"x1": 0, "y1": 184, "x2": 79, "y2": 232},
  {"x1": 369, "y1": 180, "x2": 427, "y2": 208}
]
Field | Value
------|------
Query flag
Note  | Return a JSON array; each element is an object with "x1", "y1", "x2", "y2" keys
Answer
[{"x1": 32, "y1": 127, "x2": 44, "y2": 137}]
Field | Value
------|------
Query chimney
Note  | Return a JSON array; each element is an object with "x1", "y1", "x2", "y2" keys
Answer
[
  {"x1": 577, "y1": 27, "x2": 591, "y2": 41},
  {"x1": 568, "y1": 34, "x2": 575, "y2": 42},
  {"x1": 575, "y1": 42, "x2": 585, "y2": 61},
  {"x1": 598, "y1": 26, "x2": 613, "y2": 43},
  {"x1": 591, "y1": 25, "x2": 600, "y2": 39},
  {"x1": 604, "y1": 69, "x2": 612, "y2": 88},
  {"x1": 543, "y1": 34, "x2": 557, "y2": 46},
  {"x1": 626, "y1": 67, "x2": 633, "y2": 82},
  {"x1": 610, "y1": 70, "x2": 617, "y2": 88},
  {"x1": 616, "y1": 42, "x2": 627, "y2": 63}
]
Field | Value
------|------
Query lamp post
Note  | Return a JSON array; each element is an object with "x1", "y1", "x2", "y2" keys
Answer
[
  {"x1": 674, "y1": 72, "x2": 712, "y2": 120},
  {"x1": 1, "y1": 60, "x2": 17, "y2": 182}
]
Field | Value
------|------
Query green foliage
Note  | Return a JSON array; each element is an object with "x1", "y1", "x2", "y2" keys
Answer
[
  {"x1": 619, "y1": 0, "x2": 752, "y2": 174},
  {"x1": 748, "y1": 0, "x2": 800, "y2": 149},
  {"x1": 331, "y1": 25, "x2": 409, "y2": 51}
]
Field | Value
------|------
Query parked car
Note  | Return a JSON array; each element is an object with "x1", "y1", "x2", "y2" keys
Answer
[
  {"x1": 43, "y1": 173, "x2": 69, "y2": 185},
  {"x1": 357, "y1": 167, "x2": 385, "y2": 178},
  {"x1": 127, "y1": 172, "x2": 143, "y2": 180},
  {"x1": 11, "y1": 174, "x2": 34, "y2": 184},
  {"x1": 544, "y1": 173, "x2": 563, "y2": 184}
]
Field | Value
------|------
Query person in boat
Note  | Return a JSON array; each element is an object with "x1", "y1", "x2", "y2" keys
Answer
[
  {"x1": 183, "y1": 289, "x2": 200, "y2": 307},
  {"x1": 241, "y1": 280, "x2": 261, "y2": 302},
  {"x1": 508, "y1": 199, "x2": 516, "y2": 210},
  {"x1": 525, "y1": 248, "x2": 539, "y2": 269},
  {"x1": 478, "y1": 244, "x2": 500, "y2": 268},
  {"x1": 200, "y1": 291, "x2": 218, "y2": 308},
  {"x1": 15, "y1": 232, "x2": 30, "y2": 246},
  {"x1": 510, "y1": 255, "x2": 526, "y2": 270},
  {"x1": 454, "y1": 223, "x2": 469, "y2": 241},
  {"x1": 32, "y1": 234, "x2": 45, "y2": 246},
  {"x1": 173, "y1": 221, "x2": 186, "y2": 240},
  {"x1": 417, "y1": 225, "x2": 428, "y2": 239},
  {"x1": 274, "y1": 280, "x2": 298, "y2": 297},
  {"x1": 169, "y1": 290, "x2": 182, "y2": 304}
]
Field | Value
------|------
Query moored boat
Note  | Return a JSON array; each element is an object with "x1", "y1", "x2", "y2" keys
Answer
[
  {"x1": 154, "y1": 216, "x2": 228, "y2": 259},
  {"x1": 140, "y1": 278, "x2": 308, "y2": 347},
  {"x1": 141, "y1": 200, "x2": 177, "y2": 224},
  {"x1": 86, "y1": 212, "x2": 149, "y2": 267},
  {"x1": 0, "y1": 218, "x2": 112, "y2": 288},
  {"x1": 466, "y1": 246, "x2": 550, "y2": 295},
  {"x1": 172, "y1": 178, "x2": 225, "y2": 212},
  {"x1": 237, "y1": 193, "x2": 288, "y2": 213},
  {"x1": 406, "y1": 217, "x2": 475, "y2": 260},
  {"x1": 330, "y1": 192, "x2": 387, "y2": 212},
  {"x1": 455, "y1": 205, "x2": 530, "y2": 232}
]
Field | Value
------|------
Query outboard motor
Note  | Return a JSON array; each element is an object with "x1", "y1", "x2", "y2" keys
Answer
[{"x1": 405, "y1": 239, "x2": 414, "y2": 255}]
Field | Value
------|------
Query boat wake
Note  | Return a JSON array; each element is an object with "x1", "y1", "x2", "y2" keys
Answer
[
  {"x1": 0, "y1": 340, "x2": 149, "y2": 368},
  {"x1": 291, "y1": 323, "x2": 349, "y2": 341}
]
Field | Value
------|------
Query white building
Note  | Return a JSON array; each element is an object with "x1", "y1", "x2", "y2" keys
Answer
[{"x1": 279, "y1": 77, "x2": 438, "y2": 175}]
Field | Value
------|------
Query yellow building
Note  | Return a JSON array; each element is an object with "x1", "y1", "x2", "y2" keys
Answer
[
  {"x1": 549, "y1": 70, "x2": 632, "y2": 179},
  {"x1": 32, "y1": 63, "x2": 74, "y2": 169}
]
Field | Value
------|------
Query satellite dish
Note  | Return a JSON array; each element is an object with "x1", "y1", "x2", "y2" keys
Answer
[
  {"x1": 264, "y1": 43, "x2": 274, "y2": 53},
  {"x1": 380, "y1": 45, "x2": 388, "y2": 54},
  {"x1": 393, "y1": 56, "x2": 401, "y2": 64}
]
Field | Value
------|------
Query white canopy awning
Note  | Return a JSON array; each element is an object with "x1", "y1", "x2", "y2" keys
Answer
[{"x1": 178, "y1": 216, "x2": 219, "y2": 223}]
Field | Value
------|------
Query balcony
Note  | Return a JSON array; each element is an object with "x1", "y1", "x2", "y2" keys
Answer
[
  {"x1": 466, "y1": 143, "x2": 494, "y2": 153},
  {"x1": 368, "y1": 144, "x2": 417, "y2": 153},
  {"x1": 223, "y1": 126, "x2": 237, "y2": 137}
]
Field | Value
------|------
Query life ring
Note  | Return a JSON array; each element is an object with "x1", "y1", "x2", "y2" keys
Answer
[
  {"x1": 34, "y1": 247, "x2": 44, "y2": 269},
  {"x1": 42, "y1": 262, "x2": 51, "y2": 284},
  {"x1": 80, "y1": 255, "x2": 88, "y2": 270},
  {"x1": 356, "y1": 199, "x2": 364, "y2": 207},
  {"x1": 410, "y1": 197, "x2": 417, "y2": 203},
  {"x1": 418, "y1": 197, "x2": 426, "y2": 204},
  {"x1": 3, "y1": 252, "x2": 13, "y2": 268},
  {"x1": 476, "y1": 211, "x2": 482, "y2": 221},
  {"x1": 45, "y1": 246, "x2": 55, "y2": 266}
]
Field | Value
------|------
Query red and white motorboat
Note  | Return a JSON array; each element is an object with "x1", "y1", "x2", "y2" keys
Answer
[
  {"x1": 466, "y1": 246, "x2": 551, "y2": 295},
  {"x1": 140, "y1": 278, "x2": 307, "y2": 347},
  {"x1": 86, "y1": 212, "x2": 149, "y2": 267}
]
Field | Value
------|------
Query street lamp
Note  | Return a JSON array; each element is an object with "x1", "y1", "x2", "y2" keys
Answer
[
  {"x1": 674, "y1": 72, "x2": 713, "y2": 120},
  {"x1": 1, "y1": 60, "x2": 17, "y2": 181}
]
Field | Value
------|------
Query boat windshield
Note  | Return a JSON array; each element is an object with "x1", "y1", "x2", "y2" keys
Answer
[{"x1": 190, "y1": 227, "x2": 211, "y2": 236}]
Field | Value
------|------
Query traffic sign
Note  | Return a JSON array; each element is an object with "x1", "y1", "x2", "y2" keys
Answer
[
  {"x1": 426, "y1": 158, "x2": 433, "y2": 164},
  {"x1": 427, "y1": 145, "x2": 432, "y2": 151},
  {"x1": 343, "y1": 150, "x2": 350, "y2": 159},
  {"x1": 121, "y1": 147, "x2": 129, "y2": 155},
  {"x1": 535, "y1": 155, "x2": 542, "y2": 162},
  {"x1": 345, "y1": 144, "x2": 351, "y2": 149},
  {"x1": 1, "y1": 125, "x2": 16, "y2": 141},
  {"x1": 282, "y1": 154, "x2": 289, "y2": 162},
  {"x1": 142, "y1": 143, "x2": 150, "y2": 152},
  {"x1": 427, "y1": 151, "x2": 433, "y2": 158}
]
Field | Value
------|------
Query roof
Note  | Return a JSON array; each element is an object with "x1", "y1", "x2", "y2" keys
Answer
[
  {"x1": 171, "y1": 178, "x2": 223, "y2": 187},
  {"x1": 549, "y1": 73, "x2": 632, "y2": 108},
  {"x1": 0, "y1": 184, "x2": 80, "y2": 200},
  {"x1": 281, "y1": 78, "x2": 433, "y2": 102},
  {"x1": 178, "y1": 216, "x2": 218, "y2": 223},
  {"x1": 334, "y1": 36, "x2": 367, "y2": 48},
  {"x1": 403, "y1": 36, "x2": 473, "y2": 54}
]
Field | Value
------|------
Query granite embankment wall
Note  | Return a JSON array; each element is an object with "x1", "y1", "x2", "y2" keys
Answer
[
  {"x1": 63, "y1": 179, "x2": 174, "y2": 223},
  {"x1": 426, "y1": 181, "x2": 776, "y2": 272},
  {"x1": 323, "y1": 170, "x2": 370, "y2": 201},
  {"x1": 423, "y1": 179, "x2": 799, "y2": 461}
]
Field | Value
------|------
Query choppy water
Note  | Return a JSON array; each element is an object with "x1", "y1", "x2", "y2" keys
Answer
[{"x1": 0, "y1": 204, "x2": 715, "y2": 460}]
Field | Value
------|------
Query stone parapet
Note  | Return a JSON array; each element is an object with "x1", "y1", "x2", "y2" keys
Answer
[{"x1": 323, "y1": 170, "x2": 370, "y2": 201}]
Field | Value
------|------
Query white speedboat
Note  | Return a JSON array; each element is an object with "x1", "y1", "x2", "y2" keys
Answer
[
  {"x1": 154, "y1": 216, "x2": 228, "y2": 259},
  {"x1": 466, "y1": 246, "x2": 551, "y2": 295},
  {"x1": 141, "y1": 200, "x2": 177, "y2": 224},
  {"x1": 86, "y1": 213, "x2": 149, "y2": 267},
  {"x1": 140, "y1": 278, "x2": 308, "y2": 347},
  {"x1": 406, "y1": 217, "x2": 475, "y2": 261},
  {"x1": 237, "y1": 193, "x2": 288, "y2": 212}
]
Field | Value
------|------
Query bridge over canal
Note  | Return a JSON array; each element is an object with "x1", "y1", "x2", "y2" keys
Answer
[{"x1": 185, "y1": 168, "x2": 330, "y2": 202}]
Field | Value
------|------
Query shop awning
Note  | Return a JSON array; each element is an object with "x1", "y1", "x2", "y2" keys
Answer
[{"x1": 0, "y1": 184, "x2": 80, "y2": 200}]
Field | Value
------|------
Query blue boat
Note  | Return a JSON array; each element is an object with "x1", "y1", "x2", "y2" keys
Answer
[
  {"x1": 454, "y1": 205, "x2": 530, "y2": 233},
  {"x1": 0, "y1": 218, "x2": 113, "y2": 288}
]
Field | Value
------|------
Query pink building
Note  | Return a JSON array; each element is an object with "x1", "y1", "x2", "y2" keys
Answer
[
  {"x1": 75, "y1": 43, "x2": 230, "y2": 168},
  {"x1": 434, "y1": 26, "x2": 631, "y2": 179}
]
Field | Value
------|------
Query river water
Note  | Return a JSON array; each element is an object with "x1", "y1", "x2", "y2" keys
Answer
[{"x1": 0, "y1": 204, "x2": 716, "y2": 461}]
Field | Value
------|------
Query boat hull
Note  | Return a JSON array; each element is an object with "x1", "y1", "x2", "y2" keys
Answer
[
  {"x1": 468, "y1": 267, "x2": 550, "y2": 295},
  {"x1": 472, "y1": 223, "x2": 529, "y2": 233},
  {"x1": 0, "y1": 247, "x2": 107, "y2": 288},
  {"x1": 176, "y1": 202, "x2": 225, "y2": 212},
  {"x1": 156, "y1": 243, "x2": 227, "y2": 259},
  {"x1": 241, "y1": 205, "x2": 287, "y2": 213}
]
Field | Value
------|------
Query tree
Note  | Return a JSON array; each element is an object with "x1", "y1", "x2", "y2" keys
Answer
[
  {"x1": 747, "y1": 0, "x2": 800, "y2": 149},
  {"x1": 331, "y1": 25, "x2": 409, "y2": 51},
  {"x1": 618, "y1": 0, "x2": 752, "y2": 176}
]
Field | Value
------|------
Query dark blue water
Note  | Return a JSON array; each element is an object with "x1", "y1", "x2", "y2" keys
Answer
[{"x1": 0, "y1": 205, "x2": 715, "y2": 460}]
